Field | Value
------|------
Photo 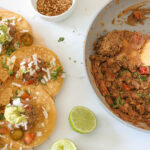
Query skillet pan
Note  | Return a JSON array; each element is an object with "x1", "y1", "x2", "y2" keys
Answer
[{"x1": 84, "y1": 0, "x2": 150, "y2": 132}]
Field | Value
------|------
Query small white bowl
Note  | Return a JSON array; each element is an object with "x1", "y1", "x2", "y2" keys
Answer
[{"x1": 30, "y1": 0, "x2": 76, "y2": 22}]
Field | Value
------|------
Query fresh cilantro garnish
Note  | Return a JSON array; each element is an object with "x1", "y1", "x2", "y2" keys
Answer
[
  {"x1": 120, "y1": 91, "x2": 124, "y2": 94},
  {"x1": 73, "y1": 60, "x2": 77, "y2": 63},
  {"x1": 7, "y1": 19, "x2": 11, "y2": 24},
  {"x1": 6, "y1": 47, "x2": 15, "y2": 56},
  {"x1": 0, "y1": 113, "x2": 4, "y2": 120},
  {"x1": 58, "y1": 37, "x2": 65, "y2": 42},
  {"x1": 51, "y1": 66, "x2": 63, "y2": 81},
  {"x1": 21, "y1": 42, "x2": 25, "y2": 47},
  {"x1": 9, "y1": 70, "x2": 14, "y2": 76},
  {"x1": 24, "y1": 89, "x2": 29, "y2": 94},
  {"x1": 112, "y1": 96, "x2": 124, "y2": 109},
  {"x1": 108, "y1": 93, "x2": 111, "y2": 97},
  {"x1": 1, "y1": 57, "x2": 8, "y2": 70},
  {"x1": 133, "y1": 72, "x2": 147, "y2": 84}
]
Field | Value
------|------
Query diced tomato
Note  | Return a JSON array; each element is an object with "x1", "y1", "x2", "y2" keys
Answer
[
  {"x1": 24, "y1": 133, "x2": 35, "y2": 145},
  {"x1": 21, "y1": 92, "x2": 31, "y2": 99},
  {"x1": 134, "y1": 34, "x2": 142, "y2": 43},
  {"x1": 123, "y1": 83, "x2": 131, "y2": 91},
  {"x1": 139, "y1": 67, "x2": 149, "y2": 74},
  {"x1": 0, "y1": 127, "x2": 7, "y2": 134},
  {"x1": 24, "y1": 80, "x2": 34, "y2": 85},
  {"x1": 24, "y1": 106, "x2": 30, "y2": 110},
  {"x1": 10, "y1": 75, "x2": 15, "y2": 80},
  {"x1": 133, "y1": 11, "x2": 142, "y2": 20}
]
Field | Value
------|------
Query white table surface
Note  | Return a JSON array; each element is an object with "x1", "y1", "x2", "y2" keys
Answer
[{"x1": 0, "y1": 0, "x2": 150, "y2": 150}]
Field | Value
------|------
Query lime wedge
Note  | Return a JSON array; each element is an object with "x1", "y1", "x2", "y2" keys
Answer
[
  {"x1": 50, "y1": 139, "x2": 77, "y2": 150},
  {"x1": 69, "y1": 106, "x2": 97, "y2": 134}
]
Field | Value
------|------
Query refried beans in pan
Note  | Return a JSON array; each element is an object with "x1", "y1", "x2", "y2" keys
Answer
[{"x1": 90, "y1": 30, "x2": 150, "y2": 127}]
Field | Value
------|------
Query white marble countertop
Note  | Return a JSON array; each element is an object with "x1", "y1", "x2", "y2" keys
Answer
[{"x1": 0, "y1": 0, "x2": 150, "y2": 150}]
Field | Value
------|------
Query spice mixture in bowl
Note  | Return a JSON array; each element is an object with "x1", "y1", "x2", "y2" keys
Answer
[
  {"x1": 37, "y1": 0, "x2": 72, "y2": 16},
  {"x1": 30, "y1": 0, "x2": 76, "y2": 22}
]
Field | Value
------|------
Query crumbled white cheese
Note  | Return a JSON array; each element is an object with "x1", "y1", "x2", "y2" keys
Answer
[
  {"x1": 9, "y1": 142, "x2": 13, "y2": 149},
  {"x1": 41, "y1": 122, "x2": 45, "y2": 127},
  {"x1": 24, "y1": 105, "x2": 29, "y2": 108},
  {"x1": 50, "y1": 58, "x2": 56, "y2": 67},
  {"x1": 13, "y1": 98, "x2": 23, "y2": 107},
  {"x1": 17, "y1": 17, "x2": 22, "y2": 22},
  {"x1": 10, "y1": 20, "x2": 15, "y2": 26},
  {"x1": 7, "y1": 123, "x2": 13, "y2": 130},
  {"x1": 33, "y1": 97, "x2": 37, "y2": 100},
  {"x1": 7, "y1": 17, "x2": 16, "y2": 20},
  {"x1": 42, "y1": 106, "x2": 48, "y2": 119},
  {"x1": 15, "y1": 121, "x2": 28, "y2": 130},
  {"x1": 32, "y1": 54, "x2": 39, "y2": 70},
  {"x1": 36, "y1": 91, "x2": 40, "y2": 95},
  {"x1": 1, "y1": 144, "x2": 8, "y2": 150},
  {"x1": 0, "y1": 122, "x2": 4, "y2": 125},
  {"x1": 20, "y1": 60, "x2": 26, "y2": 66},
  {"x1": 0, "y1": 44, "x2": 2, "y2": 54},
  {"x1": 12, "y1": 82, "x2": 22, "y2": 87},
  {"x1": 47, "y1": 68, "x2": 51, "y2": 80},
  {"x1": 11, "y1": 55, "x2": 16, "y2": 62},
  {"x1": 43, "y1": 75, "x2": 48, "y2": 82},
  {"x1": 61, "y1": 72, "x2": 66, "y2": 78},
  {"x1": 18, "y1": 91, "x2": 24, "y2": 97},
  {"x1": 29, "y1": 69, "x2": 35, "y2": 76},
  {"x1": 25, "y1": 98, "x2": 30, "y2": 101},
  {"x1": 41, "y1": 79, "x2": 46, "y2": 85},
  {"x1": 0, "y1": 30, "x2": 4, "y2": 35},
  {"x1": 20, "y1": 30, "x2": 29, "y2": 33},
  {"x1": 28, "y1": 61, "x2": 33, "y2": 68},
  {"x1": 37, "y1": 131, "x2": 42, "y2": 137},
  {"x1": 14, "y1": 42, "x2": 19, "y2": 49},
  {"x1": 0, "y1": 135, "x2": 6, "y2": 138},
  {"x1": 42, "y1": 68, "x2": 47, "y2": 73}
]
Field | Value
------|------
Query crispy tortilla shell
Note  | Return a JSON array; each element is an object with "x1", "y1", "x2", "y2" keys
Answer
[
  {"x1": 0, "y1": 10, "x2": 32, "y2": 35},
  {"x1": 0, "y1": 82, "x2": 56, "y2": 148},
  {"x1": 11, "y1": 45, "x2": 64, "y2": 97}
]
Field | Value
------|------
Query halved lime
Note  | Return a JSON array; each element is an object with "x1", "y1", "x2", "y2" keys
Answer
[
  {"x1": 50, "y1": 139, "x2": 77, "y2": 150},
  {"x1": 69, "y1": 106, "x2": 97, "y2": 134}
]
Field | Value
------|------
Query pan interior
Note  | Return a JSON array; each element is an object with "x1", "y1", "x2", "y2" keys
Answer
[{"x1": 85, "y1": 0, "x2": 150, "y2": 131}]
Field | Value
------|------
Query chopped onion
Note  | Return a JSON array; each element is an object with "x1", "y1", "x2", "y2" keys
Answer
[
  {"x1": 12, "y1": 82, "x2": 22, "y2": 87},
  {"x1": 1, "y1": 144, "x2": 8, "y2": 150},
  {"x1": 42, "y1": 106, "x2": 48, "y2": 119},
  {"x1": 37, "y1": 131, "x2": 42, "y2": 137}
]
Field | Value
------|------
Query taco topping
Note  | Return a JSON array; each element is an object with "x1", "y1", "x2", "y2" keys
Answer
[
  {"x1": 0, "y1": 89, "x2": 38, "y2": 145},
  {"x1": 10, "y1": 128, "x2": 24, "y2": 140},
  {"x1": 15, "y1": 54, "x2": 64, "y2": 85},
  {"x1": 0, "y1": 16, "x2": 33, "y2": 55},
  {"x1": 4, "y1": 103, "x2": 28, "y2": 128}
]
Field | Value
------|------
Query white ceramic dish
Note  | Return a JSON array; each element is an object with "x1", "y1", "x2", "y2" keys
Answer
[
  {"x1": 30, "y1": 0, "x2": 76, "y2": 22},
  {"x1": 84, "y1": 0, "x2": 150, "y2": 133}
]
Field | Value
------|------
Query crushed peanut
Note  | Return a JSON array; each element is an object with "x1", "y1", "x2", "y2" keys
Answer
[{"x1": 37, "y1": 0, "x2": 72, "y2": 16}]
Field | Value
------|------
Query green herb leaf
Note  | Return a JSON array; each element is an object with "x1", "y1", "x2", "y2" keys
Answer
[
  {"x1": 6, "y1": 47, "x2": 15, "y2": 56},
  {"x1": 1, "y1": 57, "x2": 9, "y2": 70},
  {"x1": 133, "y1": 72, "x2": 147, "y2": 84},
  {"x1": 112, "y1": 96, "x2": 124, "y2": 109},
  {"x1": 120, "y1": 91, "x2": 124, "y2": 94},
  {"x1": 51, "y1": 66, "x2": 63, "y2": 81},
  {"x1": 108, "y1": 93, "x2": 111, "y2": 97},
  {"x1": 58, "y1": 37, "x2": 65, "y2": 42},
  {"x1": 0, "y1": 113, "x2": 4, "y2": 120},
  {"x1": 9, "y1": 70, "x2": 14, "y2": 76}
]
